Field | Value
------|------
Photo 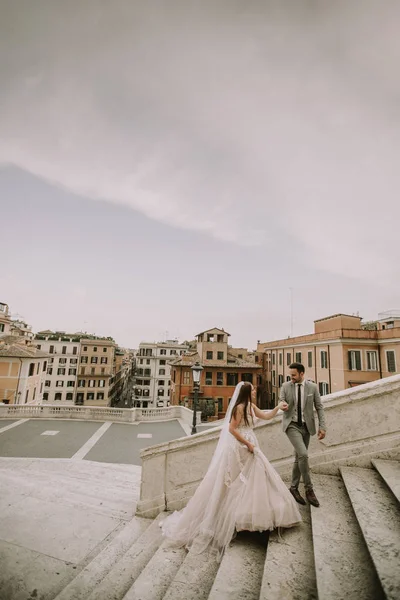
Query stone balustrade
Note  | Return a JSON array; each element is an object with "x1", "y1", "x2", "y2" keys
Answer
[
  {"x1": 136, "y1": 374, "x2": 400, "y2": 518},
  {"x1": 0, "y1": 403, "x2": 201, "y2": 427}
]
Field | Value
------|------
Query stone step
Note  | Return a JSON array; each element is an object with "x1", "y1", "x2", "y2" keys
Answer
[
  {"x1": 208, "y1": 531, "x2": 267, "y2": 600},
  {"x1": 341, "y1": 466, "x2": 400, "y2": 600},
  {"x1": 122, "y1": 539, "x2": 187, "y2": 600},
  {"x1": 162, "y1": 545, "x2": 220, "y2": 600},
  {"x1": 260, "y1": 504, "x2": 317, "y2": 599},
  {"x1": 86, "y1": 513, "x2": 165, "y2": 600},
  {"x1": 310, "y1": 474, "x2": 383, "y2": 600},
  {"x1": 372, "y1": 459, "x2": 400, "y2": 504},
  {"x1": 54, "y1": 516, "x2": 150, "y2": 600}
]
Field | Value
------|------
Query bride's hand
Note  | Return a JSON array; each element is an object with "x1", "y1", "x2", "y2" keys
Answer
[
  {"x1": 247, "y1": 442, "x2": 255, "y2": 453},
  {"x1": 278, "y1": 401, "x2": 289, "y2": 411}
]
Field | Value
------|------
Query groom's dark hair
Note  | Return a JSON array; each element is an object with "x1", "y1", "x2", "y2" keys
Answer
[{"x1": 289, "y1": 362, "x2": 305, "y2": 374}]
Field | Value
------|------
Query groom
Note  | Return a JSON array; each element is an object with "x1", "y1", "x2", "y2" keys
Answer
[{"x1": 279, "y1": 362, "x2": 326, "y2": 507}]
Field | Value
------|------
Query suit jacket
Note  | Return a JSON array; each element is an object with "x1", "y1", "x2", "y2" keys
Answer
[{"x1": 279, "y1": 380, "x2": 326, "y2": 435}]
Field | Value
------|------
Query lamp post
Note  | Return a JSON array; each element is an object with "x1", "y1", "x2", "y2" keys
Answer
[{"x1": 191, "y1": 362, "x2": 203, "y2": 435}]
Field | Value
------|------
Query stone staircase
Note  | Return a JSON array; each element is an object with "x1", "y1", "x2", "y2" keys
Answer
[{"x1": 52, "y1": 458, "x2": 400, "y2": 600}]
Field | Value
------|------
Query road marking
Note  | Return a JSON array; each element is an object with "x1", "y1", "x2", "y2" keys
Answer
[
  {"x1": 41, "y1": 431, "x2": 60, "y2": 436},
  {"x1": 71, "y1": 422, "x2": 112, "y2": 460},
  {"x1": 0, "y1": 419, "x2": 29, "y2": 434},
  {"x1": 137, "y1": 433, "x2": 152, "y2": 439}
]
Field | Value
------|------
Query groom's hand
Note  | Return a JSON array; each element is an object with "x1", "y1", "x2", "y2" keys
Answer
[
  {"x1": 279, "y1": 401, "x2": 289, "y2": 411},
  {"x1": 318, "y1": 429, "x2": 326, "y2": 440}
]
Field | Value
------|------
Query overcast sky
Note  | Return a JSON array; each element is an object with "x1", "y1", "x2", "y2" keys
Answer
[{"x1": 1, "y1": 1, "x2": 399, "y2": 349}]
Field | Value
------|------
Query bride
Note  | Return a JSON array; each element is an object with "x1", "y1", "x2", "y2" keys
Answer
[{"x1": 161, "y1": 381, "x2": 302, "y2": 559}]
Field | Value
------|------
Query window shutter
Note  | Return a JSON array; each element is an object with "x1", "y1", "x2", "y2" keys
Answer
[
  {"x1": 356, "y1": 352, "x2": 361, "y2": 371},
  {"x1": 387, "y1": 351, "x2": 396, "y2": 373},
  {"x1": 319, "y1": 382, "x2": 323, "y2": 394},
  {"x1": 348, "y1": 351, "x2": 352, "y2": 370}
]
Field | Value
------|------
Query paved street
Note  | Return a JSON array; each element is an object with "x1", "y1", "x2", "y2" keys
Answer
[{"x1": 0, "y1": 418, "x2": 187, "y2": 466}]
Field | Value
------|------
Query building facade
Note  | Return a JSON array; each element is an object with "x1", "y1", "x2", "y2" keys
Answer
[
  {"x1": 0, "y1": 302, "x2": 11, "y2": 336},
  {"x1": 0, "y1": 340, "x2": 49, "y2": 404},
  {"x1": 258, "y1": 312, "x2": 400, "y2": 406},
  {"x1": 34, "y1": 333, "x2": 81, "y2": 403},
  {"x1": 170, "y1": 328, "x2": 263, "y2": 418},
  {"x1": 76, "y1": 338, "x2": 115, "y2": 406},
  {"x1": 134, "y1": 340, "x2": 189, "y2": 408}
]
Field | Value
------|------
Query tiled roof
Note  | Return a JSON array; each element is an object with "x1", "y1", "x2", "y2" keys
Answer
[
  {"x1": 195, "y1": 327, "x2": 231, "y2": 337},
  {"x1": 170, "y1": 352, "x2": 261, "y2": 369},
  {"x1": 0, "y1": 343, "x2": 50, "y2": 359}
]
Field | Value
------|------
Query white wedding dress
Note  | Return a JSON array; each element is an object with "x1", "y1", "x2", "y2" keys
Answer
[{"x1": 161, "y1": 383, "x2": 302, "y2": 560}]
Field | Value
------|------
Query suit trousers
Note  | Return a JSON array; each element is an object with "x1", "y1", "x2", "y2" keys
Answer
[{"x1": 286, "y1": 421, "x2": 312, "y2": 491}]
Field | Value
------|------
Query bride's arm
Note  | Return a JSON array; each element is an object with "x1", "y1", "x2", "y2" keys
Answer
[
  {"x1": 251, "y1": 402, "x2": 287, "y2": 420},
  {"x1": 229, "y1": 405, "x2": 254, "y2": 452}
]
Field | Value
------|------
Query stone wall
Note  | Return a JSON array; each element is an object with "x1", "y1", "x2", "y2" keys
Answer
[{"x1": 137, "y1": 374, "x2": 400, "y2": 517}]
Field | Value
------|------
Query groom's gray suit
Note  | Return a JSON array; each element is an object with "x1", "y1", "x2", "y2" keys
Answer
[{"x1": 280, "y1": 380, "x2": 326, "y2": 491}]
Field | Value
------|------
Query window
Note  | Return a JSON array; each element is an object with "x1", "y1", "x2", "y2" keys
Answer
[
  {"x1": 91, "y1": 368, "x2": 95, "y2": 375},
  {"x1": 45, "y1": 380, "x2": 51, "y2": 387},
  {"x1": 217, "y1": 352, "x2": 224, "y2": 360},
  {"x1": 56, "y1": 380, "x2": 64, "y2": 387},
  {"x1": 205, "y1": 371, "x2": 213, "y2": 385},
  {"x1": 99, "y1": 380, "x2": 105, "y2": 387},
  {"x1": 218, "y1": 397, "x2": 223, "y2": 412},
  {"x1": 146, "y1": 359, "x2": 150, "y2": 365},
  {"x1": 89, "y1": 380, "x2": 96, "y2": 388},
  {"x1": 83, "y1": 346, "x2": 87, "y2": 351},
  {"x1": 143, "y1": 380, "x2": 150, "y2": 386},
  {"x1": 0, "y1": 324, "x2": 4, "y2": 333},
  {"x1": 101, "y1": 357, "x2": 108, "y2": 364},
  {"x1": 160, "y1": 349, "x2": 167, "y2": 355},
  {"x1": 241, "y1": 373, "x2": 253, "y2": 383},
  {"x1": 272, "y1": 370, "x2": 276, "y2": 385},
  {"x1": 366, "y1": 351, "x2": 378, "y2": 371},
  {"x1": 272, "y1": 354, "x2": 276, "y2": 365},
  {"x1": 49, "y1": 358, "x2": 54, "y2": 364},
  {"x1": 158, "y1": 389, "x2": 165, "y2": 396},
  {"x1": 97, "y1": 393, "x2": 104, "y2": 400},
  {"x1": 101, "y1": 368, "x2": 105, "y2": 374},
  {"x1": 160, "y1": 360, "x2": 166, "y2": 366},
  {"x1": 217, "y1": 372, "x2": 224, "y2": 385},
  {"x1": 348, "y1": 350, "x2": 362, "y2": 371},
  {"x1": 78, "y1": 380, "x2": 85, "y2": 387},
  {"x1": 91, "y1": 357, "x2": 98, "y2": 364},
  {"x1": 49, "y1": 345, "x2": 54, "y2": 354},
  {"x1": 36, "y1": 363, "x2": 40, "y2": 375},
  {"x1": 159, "y1": 368, "x2": 166, "y2": 375},
  {"x1": 170, "y1": 349, "x2": 177, "y2": 355},
  {"x1": 73, "y1": 347, "x2": 78, "y2": 355},
  {"x1": 143, "y1": 389, "x2": 150, "y2": 397},
  {"x1": 227, "y1": 373, "x2": 238, "y2": 386},
  {"x1": 93, "y1": 347, "x2": 97, "y2": 352},
  {"x1": 47, "y1": 367, "x2": 53, "y2": 375},
  {"x1": 183, "y1": 371, "x2": 191, "y2": 385},
  {"x1": 140, "y1": 359, "x2": 144, "y2": 365},
  {"x1": 217, "y1": 334, "x2": 224, "y2": 342},
  {"x1": 66, "y1": 393, "x2": 73, "y2": 401},
  {"x1": 144, "y1": 369, "x2": 151, "y2": 376},
  {"x1": 255, "y1": 356, "x2": 259, "y2": 363},
  {"x1": 287, "y1": 353, "x2": 291, "y2": 366},
  {"x1": 70, "y1": 358, "x2": 77, "y2": 364},
  {"x1": 33, "y1": 387, "x2": 36, "y2": 400},
  {"x1": 28, "y1": 363, "x2": 35, "y2": 377},
  {"x1": 62, "y1": 346, "x2": 67, "y2": 354},
  {"x1": 81, "y1": 356, "x2": 88, "y2": 363},
  {"x1": 81, "y1": 367, "x2": 86, "y2": 375},
  {"x1": 308, "y1": 352, "x2": 313, "y2": 368},
  {"x1": 387, "y1": 350, "x2": 396, "y2": 373},
  {"x1": 68, "y1": 368, "x2": 77, "y2": 376},
  {"x1": 278, "y1": 375, "x2": 283, "y2": 387},
  {"x1": 206, "y1": 351, "x2": 213, "y2": 360},
  {"x1": 55, "y1": 393, "x2": 62, "y2": 401},
  {"x1": 36, "y1": 344, "x2": 41, "y2": 350},
  {"x1": 43, "y1": 392, "x2": 49, "y2": 401},
  {"x1": 319, "y1": 382, "x2": 329, "y2": 395},
  {"x1": 59, "y1": 358, "x2": 67, "y2": 364},
  {"x1": 279, "y1": 353, "x2": 282, "y2": 366},
  {"x1": 87, "y1": 393, "x2": 95, "y2": 400},
  {"x1": 57, "y1": 368, "x2": 66, "y2": 375},
  {"x1": 67, "y1": 381, "x2": 75, "y2": 387},
  {"x1": 103, "y1": 347, "x2": 107, "y2": 352},
  {"x1": 158, "y1": 379, "x2": 165, "y2": 386},
  {"x1": 238, "y1": 354, "x2": 243, "y2": 359},
  {"x1": 295, "y1": 352, "x2": 302, "y2": 363},
  {"x1": 321, "y1": 351, "x2": 328, "y2": 369},
  {"x1": 76, "y1": 393, "x2": 84, "y2": 403}
]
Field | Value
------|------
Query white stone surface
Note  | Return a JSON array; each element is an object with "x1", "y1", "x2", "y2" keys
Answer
[
  {"x1": 311, "y1": 473, "x2": 383, "y2": 600},
  {"x1": 261, "y1": 504, "x2": 317, "y2": 600},
  {"x1": 372, "y1": 458, "x2": 400, "y2": 503},
  {"x1": 163, "y1": 546, "x2": 220, "y2": 600},
  {"x1": 341, "y1": 466, "x2": 400, "y2": 600}
]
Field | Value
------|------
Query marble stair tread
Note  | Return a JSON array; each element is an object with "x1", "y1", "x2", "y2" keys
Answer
[
  {"x1": 372, "y1": 459, "x2": 400, "y2": 504},
  {"x1": 341, "y1": 466, "x2": 400, "y2": 600},
  {"x1": 208, "y1": 530, "x2": 267, "y2": 600},
  {"x1": 162, "y1": 543, "x2": 220, "y2": 600},
  {"x1": 310, "y1": 474, "x2": 383, "y2": 600},
  {"x1": 260, "y1": 503, "x2": 317, "y2": 600},
  {"x1": 54, "y1": 516, "x2": 150, "y2": 600},
  {"x1": 122, "y1": 539, "x2": 187, "y2": 600},
  {"x1": 86, "y1": 513, "x2": 165, "y2": 600}
]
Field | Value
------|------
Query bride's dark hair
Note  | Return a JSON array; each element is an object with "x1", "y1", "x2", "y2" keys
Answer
[{"x1": 231, "y1": 382, "x2": 253, "y2": 427}]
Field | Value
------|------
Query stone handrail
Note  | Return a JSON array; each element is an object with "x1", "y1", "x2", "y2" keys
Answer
[
  {"x1": 0, "y1": 403, "x2": 201, "y2": 426},
  {"x1": 136, "y1": 375, "x2": 400, "y2": 518}
]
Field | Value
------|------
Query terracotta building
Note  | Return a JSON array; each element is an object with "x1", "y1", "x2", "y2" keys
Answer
[
  {"x1": 0, "y1": 338, "x2": 49, "y2": 404},
  {"x1": 75, "y1": 338, "x2": 115, "y2": 406},
  {"x1": 170, "y1": 327, "x2": 263, "y2": 418},
  {"x1": 258, "y1": 311, "x2": 400, "y2": 406}
]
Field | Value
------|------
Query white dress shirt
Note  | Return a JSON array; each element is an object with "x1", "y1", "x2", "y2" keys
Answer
[{"x1": 293, "y1": 380, "x2": 305, "y2": 423}]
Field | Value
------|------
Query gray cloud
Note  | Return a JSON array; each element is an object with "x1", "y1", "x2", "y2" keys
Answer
[{"x1": 1, "y1": 0, "x2": 399, "y2": 285}]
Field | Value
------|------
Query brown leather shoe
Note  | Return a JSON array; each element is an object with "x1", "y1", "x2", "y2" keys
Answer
[
  {"x1": 290, "y1": 487, "x2": 306, "y2": 505},
  {"x1": 306, "y1": 489, "x2": 320, "y2": 507}
]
